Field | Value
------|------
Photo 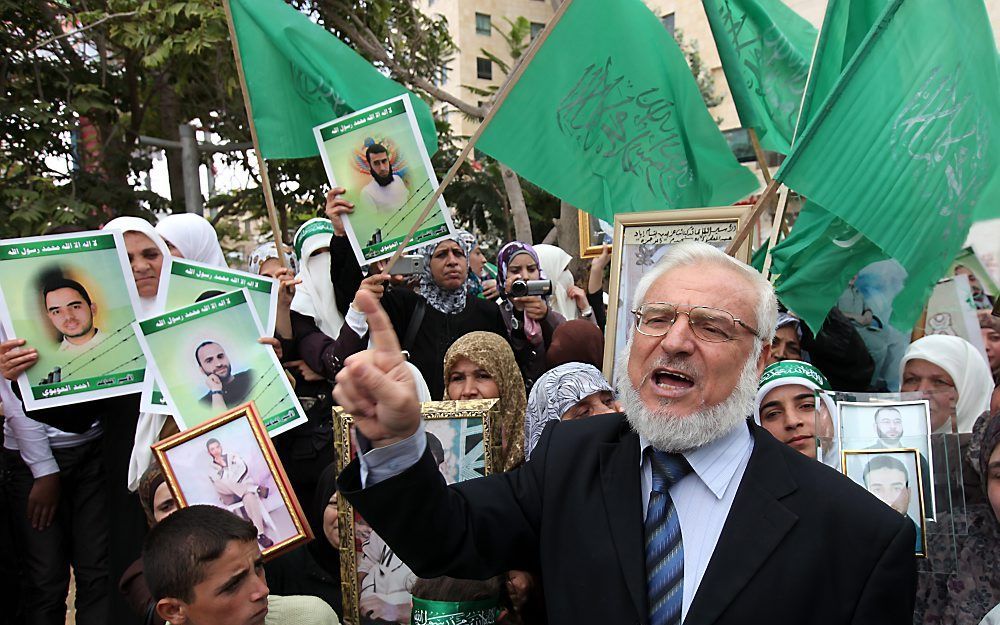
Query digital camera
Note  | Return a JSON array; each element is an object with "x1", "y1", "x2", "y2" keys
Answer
[{"x1": 509, "y1": 279, "x2": 552, "y2": 298}]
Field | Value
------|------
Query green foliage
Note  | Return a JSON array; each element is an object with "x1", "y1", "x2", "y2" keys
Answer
[{"x1": 674, "y1": 28, "x2": 725, "y2": 110}]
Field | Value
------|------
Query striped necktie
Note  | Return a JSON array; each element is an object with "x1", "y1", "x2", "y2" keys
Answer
[{"x1": 645, "y1": 449, "x2": 692, "y2": 625}]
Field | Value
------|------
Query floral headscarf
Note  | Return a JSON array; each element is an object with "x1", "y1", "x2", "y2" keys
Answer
[
  {"x1": 418, "y1": 235, "x2": 472, "y2": 314},
  {"x1": 524, "y1": 363, "x2": 613, "y2": 461},
  {"x1": 456, "y1": 229, "x2": 483, "y2": 297},
  {"x1": 248, "y1": 242, "x2": 298, "y2": 276},
  {"x1": 443, "y1": 332, "x2": 526, "y2": 472}
]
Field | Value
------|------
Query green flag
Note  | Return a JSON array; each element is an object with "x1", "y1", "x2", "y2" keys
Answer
[
  {"x1": 476, "y1": 0, "x2": 759, "y2": 224},
  {"x1": 228, "y1": 0, "x2": 437, "y2": 159},
  {"x1": 770, "y1": 0, "x2": 1000, "y2": 334},
  {"x1": 701, "y1": 0, "x2": 817, "y2": 154}
]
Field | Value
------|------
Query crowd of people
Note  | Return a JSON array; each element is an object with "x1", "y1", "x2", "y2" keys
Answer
[{"x1": 1, "y1": 189, "x2": 999, "y2": 625}]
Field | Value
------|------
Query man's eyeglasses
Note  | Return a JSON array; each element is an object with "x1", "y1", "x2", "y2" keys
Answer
[{"x1": 631, "y1": 302, "x2": 760, "y2": 343}]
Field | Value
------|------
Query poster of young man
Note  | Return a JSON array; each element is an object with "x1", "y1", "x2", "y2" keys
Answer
[
  {"x1": 139, "y1": 257, "x2": 280, "y2": 414},
  {"x1": 133, "y1": 289, "x2": 306, "y2": 436},
  {"x1": 313, "y1": 94, "x2": 455, "y2": 265},
  {"x1": 0, "y1": 230, "x2": 147, "y2": 409}
]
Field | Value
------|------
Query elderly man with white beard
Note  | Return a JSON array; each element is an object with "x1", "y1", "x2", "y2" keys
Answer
[{"x1": 334, "y1": 241, "x2": 916, "y2": 625}]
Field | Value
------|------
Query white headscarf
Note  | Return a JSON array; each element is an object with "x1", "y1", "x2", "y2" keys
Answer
[
  {"x1": 103, "y1": 216, "x2": 172, "y2": 491},
  {"x1": 534, "y1": 244, "x2": 581, "y2": 320},
  {"x1": 155, "y1": 213, "x2": 227, "y2": 268},
  {"x1": 900, "y1": 335, "x2": 995, "y2": 433},
  {"x1": 290, "y1": 219, "x2": 343, "y2": 338},
  {"x1": 524, "y1": 362, "x2": 613, "y2": 461},
  {"x1": 103, "y1": 216, "x2": 170, "y2": 318}
]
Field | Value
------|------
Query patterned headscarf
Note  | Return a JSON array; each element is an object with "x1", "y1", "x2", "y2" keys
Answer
[
  {"x1": 496, "y1": 241, "x2": 547, "y2": 299},
  {"x1": 248, "y1": 242, "x2": 298, "y2": 276},
  {"x1": 456, "y1": 229, "x2": 483, "y2": 297},
  {"x1": 524, "y1": 363, "x2": 613, "y2": 461},
  {"x1": 418, "y1": 235, "x2": 471, "y2": 314},
  {"x1": 977, "y1": 412, "x2": 1000, "y2": 496},
  {"x1": 137, "y1": 462, "x2": 167, "y2": 527},
  {"x1": 443, "y1": 332, "x2": 526, "y2": 472}
]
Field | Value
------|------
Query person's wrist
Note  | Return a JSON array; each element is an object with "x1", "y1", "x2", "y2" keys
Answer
[{"x1": 580, "y1": 307, "x2": 593, "y2": 317}]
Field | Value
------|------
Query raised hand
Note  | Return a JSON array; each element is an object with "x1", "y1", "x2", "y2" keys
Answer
[
  {"x1": 324, "y1": 187, "x2": 354, "y2": 237},
  {"x1": 333, "y1": 291, "x2": 420, "y2": 447}
]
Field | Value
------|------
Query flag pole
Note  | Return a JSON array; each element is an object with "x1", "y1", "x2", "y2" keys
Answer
[
  {"x1": 222, "y1": 0, "x2": 288, "y2": 267},
  {"x1": 747, "y1": 129, "x2": 772, "y2": 184},
  {"x1": 380, "y1": 0, "x2": 576, "y2": 275},
  {"x1": 726, "y1": 178, "x2": 781, "y2": 257},
  {"x1": 761, "y1": 184, "x2": 790, "y2": 278}
]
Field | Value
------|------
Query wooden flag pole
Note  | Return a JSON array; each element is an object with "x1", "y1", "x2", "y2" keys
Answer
[
  {"x1": 726, "y1": 178, "x2": 781, "y2": 257},
  {"x1": 379, "y1": 0, "x2": 577, "y2": 275},
  {"x1": 222, "y1": 0, "x2": 288, "y2": 267},
  {"x1": 761, "y1": 184, "x2": 790, "y2": 279},
  {"x1": 747, "y1": 128, "x2": 772, "y2": 184}
]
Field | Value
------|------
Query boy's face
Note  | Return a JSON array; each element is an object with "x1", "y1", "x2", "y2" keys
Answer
[{"x1": 157, "y1": 539, "x2": 269, "y2": 625}]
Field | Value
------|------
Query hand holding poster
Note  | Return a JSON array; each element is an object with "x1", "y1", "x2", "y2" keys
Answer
[
  {"x1": 314, "y1": 94, "x2": 455, "y2": 265},
  {"x1": 0, "y1": 231, "x2": 146, "y2": 409},
  {"x1": 133, "y1": 289, "x2": 305, "y2": 436}
]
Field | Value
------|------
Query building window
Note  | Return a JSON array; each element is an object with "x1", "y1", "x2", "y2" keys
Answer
[
  {"x1": 530, "y1": 22, "x2": 544, "y2": 40},
  {"x1": 475, "y1": 13, "x2": 491, "y2": 35},
  {"x1": 661, "y1": 13, "x2": 675, "y2": 35},
  {"x1": 476, "y1": 57, "x2": 493, "y2": 80}
]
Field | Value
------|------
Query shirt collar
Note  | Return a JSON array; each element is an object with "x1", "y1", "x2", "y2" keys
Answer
[{"x1": 638, "y1": 420, "x2": 753, "y2": 500}]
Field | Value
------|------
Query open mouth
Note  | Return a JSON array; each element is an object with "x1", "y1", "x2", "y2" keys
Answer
[{"x1": 652, "y1": 368, "x2": 695, "y2": 391}]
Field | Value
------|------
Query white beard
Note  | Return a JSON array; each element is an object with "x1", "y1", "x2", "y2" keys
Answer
[{"x1": 615, "y1": 341, "x2": 761, "y2": 452}]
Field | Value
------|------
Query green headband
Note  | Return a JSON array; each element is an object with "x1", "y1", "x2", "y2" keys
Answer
[
  {"x1": 758, "y1": 359, "x2": 831, "y2": 391},
  {"x1": 410, "y1": 596, "x2": 500, "y2": 625},
  {"x1": 293, "y1": 219, "x2": 334, "y2": 259}
]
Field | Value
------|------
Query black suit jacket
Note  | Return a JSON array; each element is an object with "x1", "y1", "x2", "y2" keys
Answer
[{"x1": 339, "y1": 414, "x2": 916, "y2": 625}]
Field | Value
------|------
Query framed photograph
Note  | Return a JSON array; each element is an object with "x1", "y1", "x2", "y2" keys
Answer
[
  {"x1": 838, "y1": 400, "x2": 934, "y2": 520},
  {"x1": 577, "y1": 210, "x2": 613, "y2": 259},
  {"x1": 133, "y1": 289, "x2": 307, "y2": 435},
  {"x1": 0, "y1": 231, "x2": 147, "y2": 409},
  {"x1": 841, "y1": 448, "x2": 927, "y2": 557},
  {"x1": 140, "y1": 257, "x2": 280, "y2": 414},
  {"x1": 152, "y1": 402, "x2": 311, "y2": 559},
  {"x1": 602, "y1": 207, "x2": 752, "y2": 380},
  {"x1": 334, "y1": 399, "x2": 498, "y2": 625},
  {"x1": 314, "y1": 94, "x2": 455, "y2": 266}
]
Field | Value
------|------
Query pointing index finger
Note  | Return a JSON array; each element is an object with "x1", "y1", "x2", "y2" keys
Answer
[{"x1": 355, "y1": 290, "x2": 402, "y2": 355}]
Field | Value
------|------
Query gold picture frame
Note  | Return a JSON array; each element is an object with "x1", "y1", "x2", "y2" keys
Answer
[
  {"x1": 841, "y1": 448, "x2": 927, "y2": 558},
  {"x1": 152, "y1": 401, "x2": 312, "y2": 560},
  {"x1": 333, "y1": 399, "x2": 499, "y2": 625},
  {"x1": 578, "y1": 210, "x2": 614, "y2": 259},
  {"x1": 602, "y1": 206, "x2": 753, "y2": 380}
]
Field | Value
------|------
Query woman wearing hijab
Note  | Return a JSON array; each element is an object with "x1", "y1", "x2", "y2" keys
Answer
[
  {"x1": 546, "y1": 319, "x2": 605, "y2": 371},
  {"x1": 533, "y1": 244, "x2": 596, "y2": 324},
  {"x1": 265, "y1": 463, "x2": 344, "y2": 618},
  {"x1": 914, "y1": 411, "x2": 1000, "y2": 624},
  {"x1": 457, "y1": 230, "x2": 499, "y2": 300},
  {"x1": 496, "y1": 242, "x2": 566, "y2": 389},
  {"x1": 154, "y1": 213, "x2": 228, "y2": 268},
  {"x1": 900, "y1": 335, "x2": 995, "y2": 433},
  {"x1": 443, "y1": 332, "x2": 527, "y2": 472},
  {"x1": 523, "y1": 363, "x2": 618, "y2": 462}
]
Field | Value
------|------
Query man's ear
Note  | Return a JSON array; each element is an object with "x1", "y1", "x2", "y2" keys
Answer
[
  {"x1": 756, "y1": 342, "x2": 772, "y2": 376},
  {"x1": 156, "y1": 598, "x2": 187, "y2": 624}
]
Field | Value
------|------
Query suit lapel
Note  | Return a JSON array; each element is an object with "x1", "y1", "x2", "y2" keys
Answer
[
  {"x1": 684, "y1": 427, "x2": 799, "y2": 625},
  {"x1": 599, "y1": 429, "x2": 648, "y2": 625}
]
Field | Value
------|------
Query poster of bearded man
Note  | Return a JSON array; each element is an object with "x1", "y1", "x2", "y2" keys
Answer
[{"x1": 313, "y1": 94, "x2": 455, "y2": 265}]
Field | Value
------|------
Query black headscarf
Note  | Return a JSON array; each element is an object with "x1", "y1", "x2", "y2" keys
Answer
[{"x1": 308, "y1": 463, "x2": 342, "y2": 577}]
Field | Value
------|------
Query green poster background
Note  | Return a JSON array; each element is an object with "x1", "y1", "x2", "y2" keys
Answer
[
  {"x1": 0, "y1": 233, "x2": 145, "y2": 403},
  {"x1": 137, "y1": 291, "x2": 303, "y2": 434}
]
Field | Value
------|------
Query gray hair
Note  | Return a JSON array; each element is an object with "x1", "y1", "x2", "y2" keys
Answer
[{"x1": 631, "y1": 241, "x2": 778, "y2": 346}]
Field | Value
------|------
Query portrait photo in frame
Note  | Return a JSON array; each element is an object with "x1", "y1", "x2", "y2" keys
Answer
[
  {"x1": 838, "y1": 399, "x2": 934, "y2": 520},
  {"x1": 334, "y1": 399, "x2": 498, "y2": 625},
  {"x1": 577, "y1": 210, "x2": 614, "y2": 259},
  {"x1": 602, "y1": 207, "x2": 752, "y2": 381},
  {"x1": 152, "y1": 401, "x2": 312, "y2": 560},
  {"x1": 841, "y1": 448, "x2": 927, "y2": 557}
]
